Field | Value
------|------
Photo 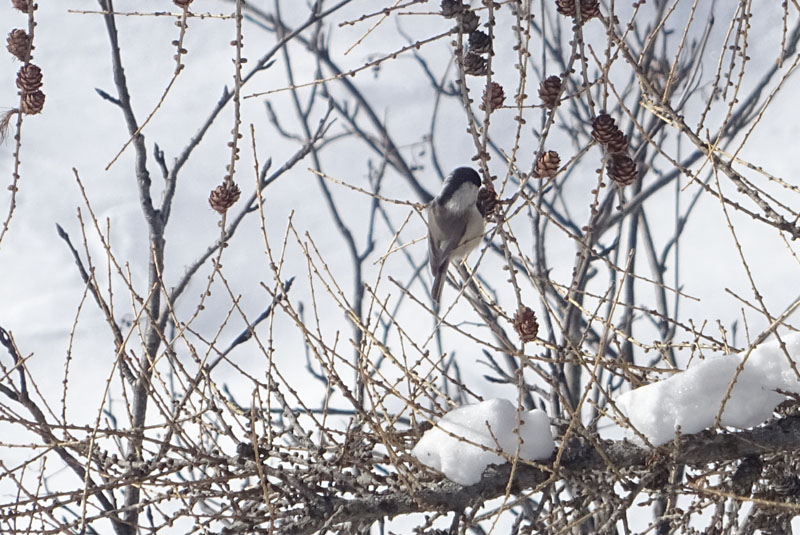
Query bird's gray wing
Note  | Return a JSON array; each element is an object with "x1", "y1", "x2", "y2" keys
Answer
[{"x1": 427, "y1": 201, "x2": 467, "y2": 275}]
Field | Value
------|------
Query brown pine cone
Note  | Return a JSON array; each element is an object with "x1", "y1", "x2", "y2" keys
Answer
[
  {"x1": 459, "y1": 9, "x2": 480, "y2": 33},
  {"x1": 591, "y1": 113, "x2": 620, "y2": 145},
  {"x1": 477, "y1": 186, "x2": 498, "y2": 218},
  {"x1": 440, "y1": 0, "x2": 466, "y2": 18},
  {"x1": 606, "y1": 129, "x2": 629, "y2": 154},
  {"x1": 580, "y1": 0, "x2": 601, "y2": 20},
  {"x1": 16, "y1": 63, "x2": 42, "y2": 93},
  {"x1": 20, "y1": 90, "x2": 45, "y2": 115},
  {"x1": 555, "y1": 0, "x2": 575, "y2": 16},
  {"x1": 209, "y1": 181, "x2": 241, "y2": 213},
  {"x1": 535, "y1": 151, "x2": 561, "y2": 178},
  {"x1": 468, "y1": 30, "x2": 492, "y2": 55},
  {"x1": 513, "y1": 306, "x2": 539, "y2": 343},
  {"x1": 462, "y1": 52, "x2": 488, "y2": 76},
  {"x1": 7, "y1": 29, "x2": 31, "y2": 62},
  {"x1": 557, "y1": 0, "x2": 599, "y2": 21},
  {"x1": 538, "y1": 75, "x2": 562, "y2": 109},
  {"x1": 480, "y1": 81, "x2": 505, "y2": 112},
  {"x1": 12, "y1": 0, "x2": 30, "y2": 12},
  {"x1": 774, "y1": 475, "x2": 800, "y2": 498},
  {"x1": 607, "y1": 155, "x2": 637, "y2": 186}
]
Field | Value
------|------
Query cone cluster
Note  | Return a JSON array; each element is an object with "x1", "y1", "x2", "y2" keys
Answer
[
  {"x1": 6, "y1": 3, "x2": 44, "y2": 117},
  {"x1": 441, "y1": 1, "x2": 493, "y2": 77},
  {"x1": 209, "y1": 181, "x2": 241, "y2": 214},
  {"x1": 538, "y1": 76, "x2": 562, "y2": 109},
  {"x1": 14, "y1": 63, "x2": 44, "y2": 115},
  {"x1": 591, "y1": 113, "x2": 637, "y2": 186},
  {"x1": 591, "y1": 114, "x2": 630, "y2": 156},
  {"x1": 513, "y1": 306, "x2": 539, "y2": 343}
]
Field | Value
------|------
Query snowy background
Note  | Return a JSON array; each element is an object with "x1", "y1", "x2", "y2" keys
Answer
[{"x1": 2, "y1": 0, "x2": 800, "y2": 533}]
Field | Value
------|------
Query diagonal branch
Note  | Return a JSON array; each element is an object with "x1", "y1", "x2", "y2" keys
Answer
[{"x1": 55, "y1": 223, "x2": 135, "y2": 385}]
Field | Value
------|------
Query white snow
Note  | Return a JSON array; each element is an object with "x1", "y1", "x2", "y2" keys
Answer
[
  {"x1": 412, "y1": 399, "x2": 554, "y2": 485},
  {"x1": 615, "y1": 332, "x2": 800, "y2": 445}
]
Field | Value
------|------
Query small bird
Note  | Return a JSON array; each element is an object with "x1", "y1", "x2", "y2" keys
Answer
[{"x1": 427, "y1": 167, "x2": 486, "y2": 303}]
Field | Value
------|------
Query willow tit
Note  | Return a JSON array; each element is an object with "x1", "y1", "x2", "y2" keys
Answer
[{"x1": 427, "y1": 167, "x2": 486, "y2": 303}]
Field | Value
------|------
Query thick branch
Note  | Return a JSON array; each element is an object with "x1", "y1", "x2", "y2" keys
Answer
[{"x1": 218, "y1": 417, "x2": 800, "y2": 535}]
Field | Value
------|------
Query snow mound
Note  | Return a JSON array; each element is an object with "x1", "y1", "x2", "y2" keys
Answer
[
  {"x1": 412, "y1": 398, "x2": 554, "y2": 485},
  {"x1": 616, "y1": 332, "x2": 800, "y2": 445}
]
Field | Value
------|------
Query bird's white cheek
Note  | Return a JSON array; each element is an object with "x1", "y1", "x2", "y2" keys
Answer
[{"x1": 442, "y1": 185, "x2": 479, "y2": 213}]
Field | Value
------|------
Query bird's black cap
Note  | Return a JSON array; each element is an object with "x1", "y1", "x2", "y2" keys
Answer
[
  {"x1": 439, "y1": 167, "x2": 481, "y2": 203},
  {"x1": 450, "y1": 167, "x2": 481, "y2": 187}
]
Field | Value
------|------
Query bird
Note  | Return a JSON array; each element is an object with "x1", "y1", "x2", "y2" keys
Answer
[{"x1": 427, "y1": 167, "x2": 486, "y2": 303}]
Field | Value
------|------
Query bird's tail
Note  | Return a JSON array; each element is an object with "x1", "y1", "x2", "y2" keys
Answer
[{"x1": 431, "y1": 265, "x2": 447, "y2": 303}]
